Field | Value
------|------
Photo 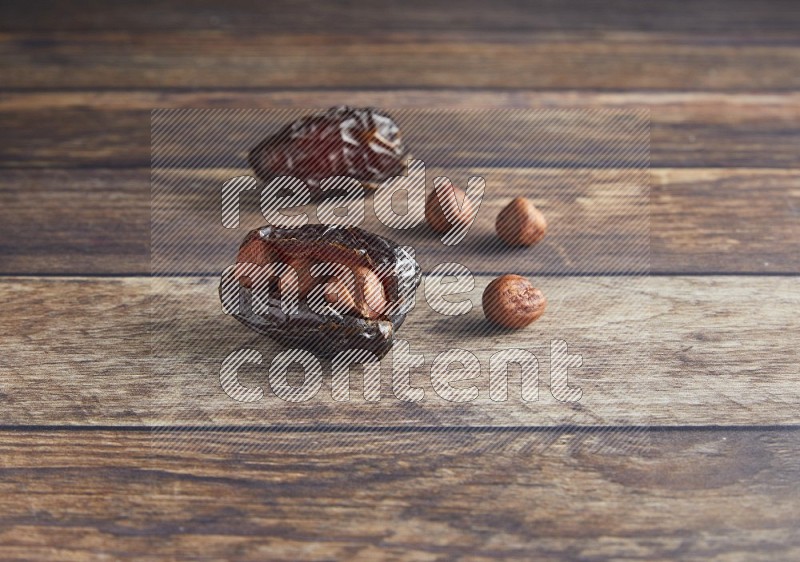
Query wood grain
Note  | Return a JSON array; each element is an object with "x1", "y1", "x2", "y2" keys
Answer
[
  {"x1": 1, "y1": 275, "x2": 797, "y2": 427},
  {"x1": 2, "y1": 2, "x2": 799, "y2": 558},
  {"x1": 150, "y1": 166, "x2": 651, "y2": 276},
  {"x1": 3, "y1": 167, "x2": 798, "y2": 275},
  {"x1": 0, "y1": 428, "x2": 798, "y2": 560},
  {"x1": 2, "y1": 30, "x2": 800, "y2": 91},
  {"x1": 0, "y1": 169, "x2": 150, "y2": 274},
  {"x1": 3, "y1": 0, "x2": 799, "y2": 33},
  {"x1": 2, "y1": 91, "x2": 799, "y2": 169}
]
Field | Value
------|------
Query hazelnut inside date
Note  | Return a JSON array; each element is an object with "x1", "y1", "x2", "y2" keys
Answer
[
  {"x1": 321, "y1": 276, "x2": 358, "y2": 314},
  {"x1": 222, "y1": 225, "x2": 422, "y2": 359},
  {"x1": 235, "y1": 232, "x2": 390, "y2": 321}
]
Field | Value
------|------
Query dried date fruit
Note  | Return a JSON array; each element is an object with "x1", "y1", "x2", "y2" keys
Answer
[
  {"x1": 221, "y1": 224, "x2": 421, "y2": 358},
  {"x1": 248, "y1": 106, "x2": 407, "y2": 196}
]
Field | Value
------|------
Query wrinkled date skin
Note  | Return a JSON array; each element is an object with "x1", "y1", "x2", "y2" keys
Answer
[
  {"x1": 248, "y1": 106, "x2": 407, "y2": 196},
  {"x1": 220, "y1": 225, "x2": 421, "y2": 359}
]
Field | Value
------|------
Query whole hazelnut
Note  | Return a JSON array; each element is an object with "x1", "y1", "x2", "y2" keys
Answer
[
  {"x1": 482, "y1": 274, "x2": 546, "y2": 329},
  {"x1": 496, "y1": 197, "x2": 547, "y2": 246},
  {"x1": 310, "y1": 267, "x2": 387, "y2": 320},
  {"x1": 425, "y1": 180, "x2": 474, "y2": 234}
]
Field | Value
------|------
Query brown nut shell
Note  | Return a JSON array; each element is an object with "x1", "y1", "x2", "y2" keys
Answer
[
  {"x1": 425, "y1": 181, "x2": 474, "y2": 234},
  {"x1": 496, "y1": 197, "x2": 547, "y2": 246},
  {"x1": 482, "y1": 274, "x2": 546, "y2": 329}
]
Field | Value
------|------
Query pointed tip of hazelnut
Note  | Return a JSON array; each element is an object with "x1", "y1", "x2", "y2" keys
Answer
[
  {"x1": 496, "y1": 197, "x2": 547, "y2": 247},
  {"x1": 425, "y1": 182, "x2": 474, "y2": 234}
]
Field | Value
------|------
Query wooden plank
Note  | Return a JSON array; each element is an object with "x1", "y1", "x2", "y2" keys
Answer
[
  {"x1": 149, "y1": 107, "x2": 651, "y2": 171},
  {"x1": 149, "y1": 166, "x2": 651, "y2": 276},
  {"x1": 2, "y1": 31, "x2": 800, "y2": 91},
  {"x1": 2, "y1": 168, "x2": 798, "y2": 275},
  {"x1": 3, "y1": 0, "x2": 799, "y2": 33},
  {"x1": 1, "y1": 92, "x2": 799, "y2": 169},
  {"x1": 0, "y1": 169, "x2": 150, "y2": 274},
  {"x1": 0, "y1": 275, "x2": 797, "y2": 427},
  {"x1": 649, "y1": 168, "x2": 800, "y2": 273},
  {"x1": 0, "y1": 428, "x2": 798, "y2": 560}
]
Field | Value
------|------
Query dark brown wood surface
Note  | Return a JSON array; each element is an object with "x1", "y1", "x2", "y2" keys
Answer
[
  {"x1": 1, "y1": 1, "x2": 798, "y2": 559},
  {"x1": 2, "y1": 92, "x2": 800, "y2": 169},
  {"x1": 3, "y1": 31, "x2": 800, "y2": 90},
  {"x1": 0, "y1": 428, "x2": 798, "y2": 561},
  {"x1": 2, "y1": 275, "x2": 797, "y2": 427},
  {"x1": 3, "y1": 0, "x2": 799, "y2": 33},
  {"x1": 3, "y1": 167, "x2": 798, "y2": 275}
]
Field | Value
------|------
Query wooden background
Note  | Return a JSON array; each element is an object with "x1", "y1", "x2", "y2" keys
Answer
[{"x1": 1, "y1": 1, "x2": 799, "y2": 559}]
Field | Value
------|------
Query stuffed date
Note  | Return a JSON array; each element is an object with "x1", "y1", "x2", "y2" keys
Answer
[{"x1": 220, "y1": 224, "x2": 421, "y2": 359}]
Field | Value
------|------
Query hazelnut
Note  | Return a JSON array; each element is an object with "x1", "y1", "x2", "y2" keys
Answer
[
  {"x1": 279, "y1": 258, "x2": 317, "y2": 299},
  {"x1": 425, "y1": 180, "x2": 474, "y2": 234},
  {"x1": 352, "y1": 265, "x2": 389, "y2": 320},
  {"x1": 310, "y1": 265, "x2": 389, "y2": 320},
  {"x1": 482, "y1": 274, "x2": 546, "y2": 329},
  {"x1": 320, "y1": 276, "x2": 358, "y2": 315},
  {"x1": 496, "y1": 197, "x2": 547, "y2": 246}
]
